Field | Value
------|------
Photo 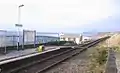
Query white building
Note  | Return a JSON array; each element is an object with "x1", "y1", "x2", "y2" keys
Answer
[
  {"x1": 82, "y1": 36, "x2": 92, "y2": 41},
  {"x1": 59, "y1": 33, "x2": 83, "y2": 44}
]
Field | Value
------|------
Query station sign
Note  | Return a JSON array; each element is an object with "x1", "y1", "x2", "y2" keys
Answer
[{"x1": 15, "y1": 24, "x2": 23, "y2": 27}]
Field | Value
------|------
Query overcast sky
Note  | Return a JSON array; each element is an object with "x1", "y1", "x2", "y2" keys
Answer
[{"x1": 0, "y1": 0, "x2": 120, "y2": 33}]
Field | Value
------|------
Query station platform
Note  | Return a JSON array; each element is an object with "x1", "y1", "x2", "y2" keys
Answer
[{"x1": 0, "y1": 46, "x2": 60, "y2": 62}]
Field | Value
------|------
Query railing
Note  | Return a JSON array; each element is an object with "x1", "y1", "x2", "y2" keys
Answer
[{"x1": 105, "y1": 48, "x2": 117, "y2": 73}]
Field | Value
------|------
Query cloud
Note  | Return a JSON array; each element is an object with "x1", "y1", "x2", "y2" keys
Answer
[{"x1": 0, "y1": 0, "x2": 120, "y2": 32}]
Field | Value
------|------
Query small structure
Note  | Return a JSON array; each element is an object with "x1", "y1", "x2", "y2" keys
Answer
[
  {"x1": 82, "y1": 36, "x2": 92, "y2": 42},
  {"x1": 59, "y1": 33, "x2": 83, "y2": 44}
]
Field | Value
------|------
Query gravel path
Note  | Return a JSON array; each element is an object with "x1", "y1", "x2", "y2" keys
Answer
[{"x1": 43, "y1": 47, "x2": 97, "y2": 73}]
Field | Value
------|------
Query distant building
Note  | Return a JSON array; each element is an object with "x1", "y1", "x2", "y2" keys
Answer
[
  {"x1": 82, "y1": 36, "x2": 92, "y2": 41},
  {"x1": 59, "y1": 33, "x2": 83, "y2": 44}
]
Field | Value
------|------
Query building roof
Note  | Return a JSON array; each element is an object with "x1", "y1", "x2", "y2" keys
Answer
[{"x1": 60, "y1": 33, "x2": 81, "y2": 38}]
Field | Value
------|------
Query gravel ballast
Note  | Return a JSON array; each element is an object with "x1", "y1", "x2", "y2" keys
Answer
[{"x1": 43, "y1": 47, "x2": 97, "y2": 73}]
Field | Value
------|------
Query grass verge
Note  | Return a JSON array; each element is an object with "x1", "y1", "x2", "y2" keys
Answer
[{"x1": 87, "y1": 42, "x2": 108, "y2": 73}]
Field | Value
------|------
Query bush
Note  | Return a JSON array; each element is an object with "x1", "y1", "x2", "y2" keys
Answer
[
  {"x1": 112, "y1": 46, "x2": 120, "y2": 52},
  {"x1": 88, "y1": 46, "x2": 108, "y2": 73}
]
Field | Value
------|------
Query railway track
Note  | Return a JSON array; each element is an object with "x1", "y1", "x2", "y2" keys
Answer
[{"x1": 0, "y1": 36, "x2": 110, "y2": 73}]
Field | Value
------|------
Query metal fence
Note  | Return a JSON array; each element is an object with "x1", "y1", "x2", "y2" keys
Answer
[
  {"x1": 2, "y1": 35, "x2": 59, "y2": 46},
  {"x1": 0, "y1": 30, "x2": 59, "y2": 53}
]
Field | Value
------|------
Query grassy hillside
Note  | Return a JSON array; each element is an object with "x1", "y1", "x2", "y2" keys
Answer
[{"x1": 106, "y1": 33, "x2": 120, "y2": 52}]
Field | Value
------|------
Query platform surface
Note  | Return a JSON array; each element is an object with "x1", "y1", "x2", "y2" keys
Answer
[{"x1": 0, "y1": 46, "x2": 60, "y2": 62}]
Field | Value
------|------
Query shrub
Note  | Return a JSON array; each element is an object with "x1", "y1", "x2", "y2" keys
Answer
[
  {"x1": 88, "y1": 46, "x2": 108, "y2": 73},
  {"x1": 112, "y1": 46, "x2": 120, "y2": 52}
]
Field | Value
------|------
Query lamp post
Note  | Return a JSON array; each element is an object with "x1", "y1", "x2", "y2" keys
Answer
[{"x1": 15, "y1": 4, "x2": 24, "y2": 50}]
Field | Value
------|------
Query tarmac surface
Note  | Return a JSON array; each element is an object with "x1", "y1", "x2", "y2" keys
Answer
[{"x1": 0, "y1": 46, "x2": 59, "y2": 62}]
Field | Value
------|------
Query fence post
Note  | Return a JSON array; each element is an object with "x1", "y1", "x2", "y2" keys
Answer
[
  {"x1": 4, "y1": 30, "x2": 7, "y2": 54},
  {"x1": 34, "y1": 30, "x2": 36, "y2": 48},
  {"x1": 22, "y1": 30, "x2": 24, "y2": 50}
]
